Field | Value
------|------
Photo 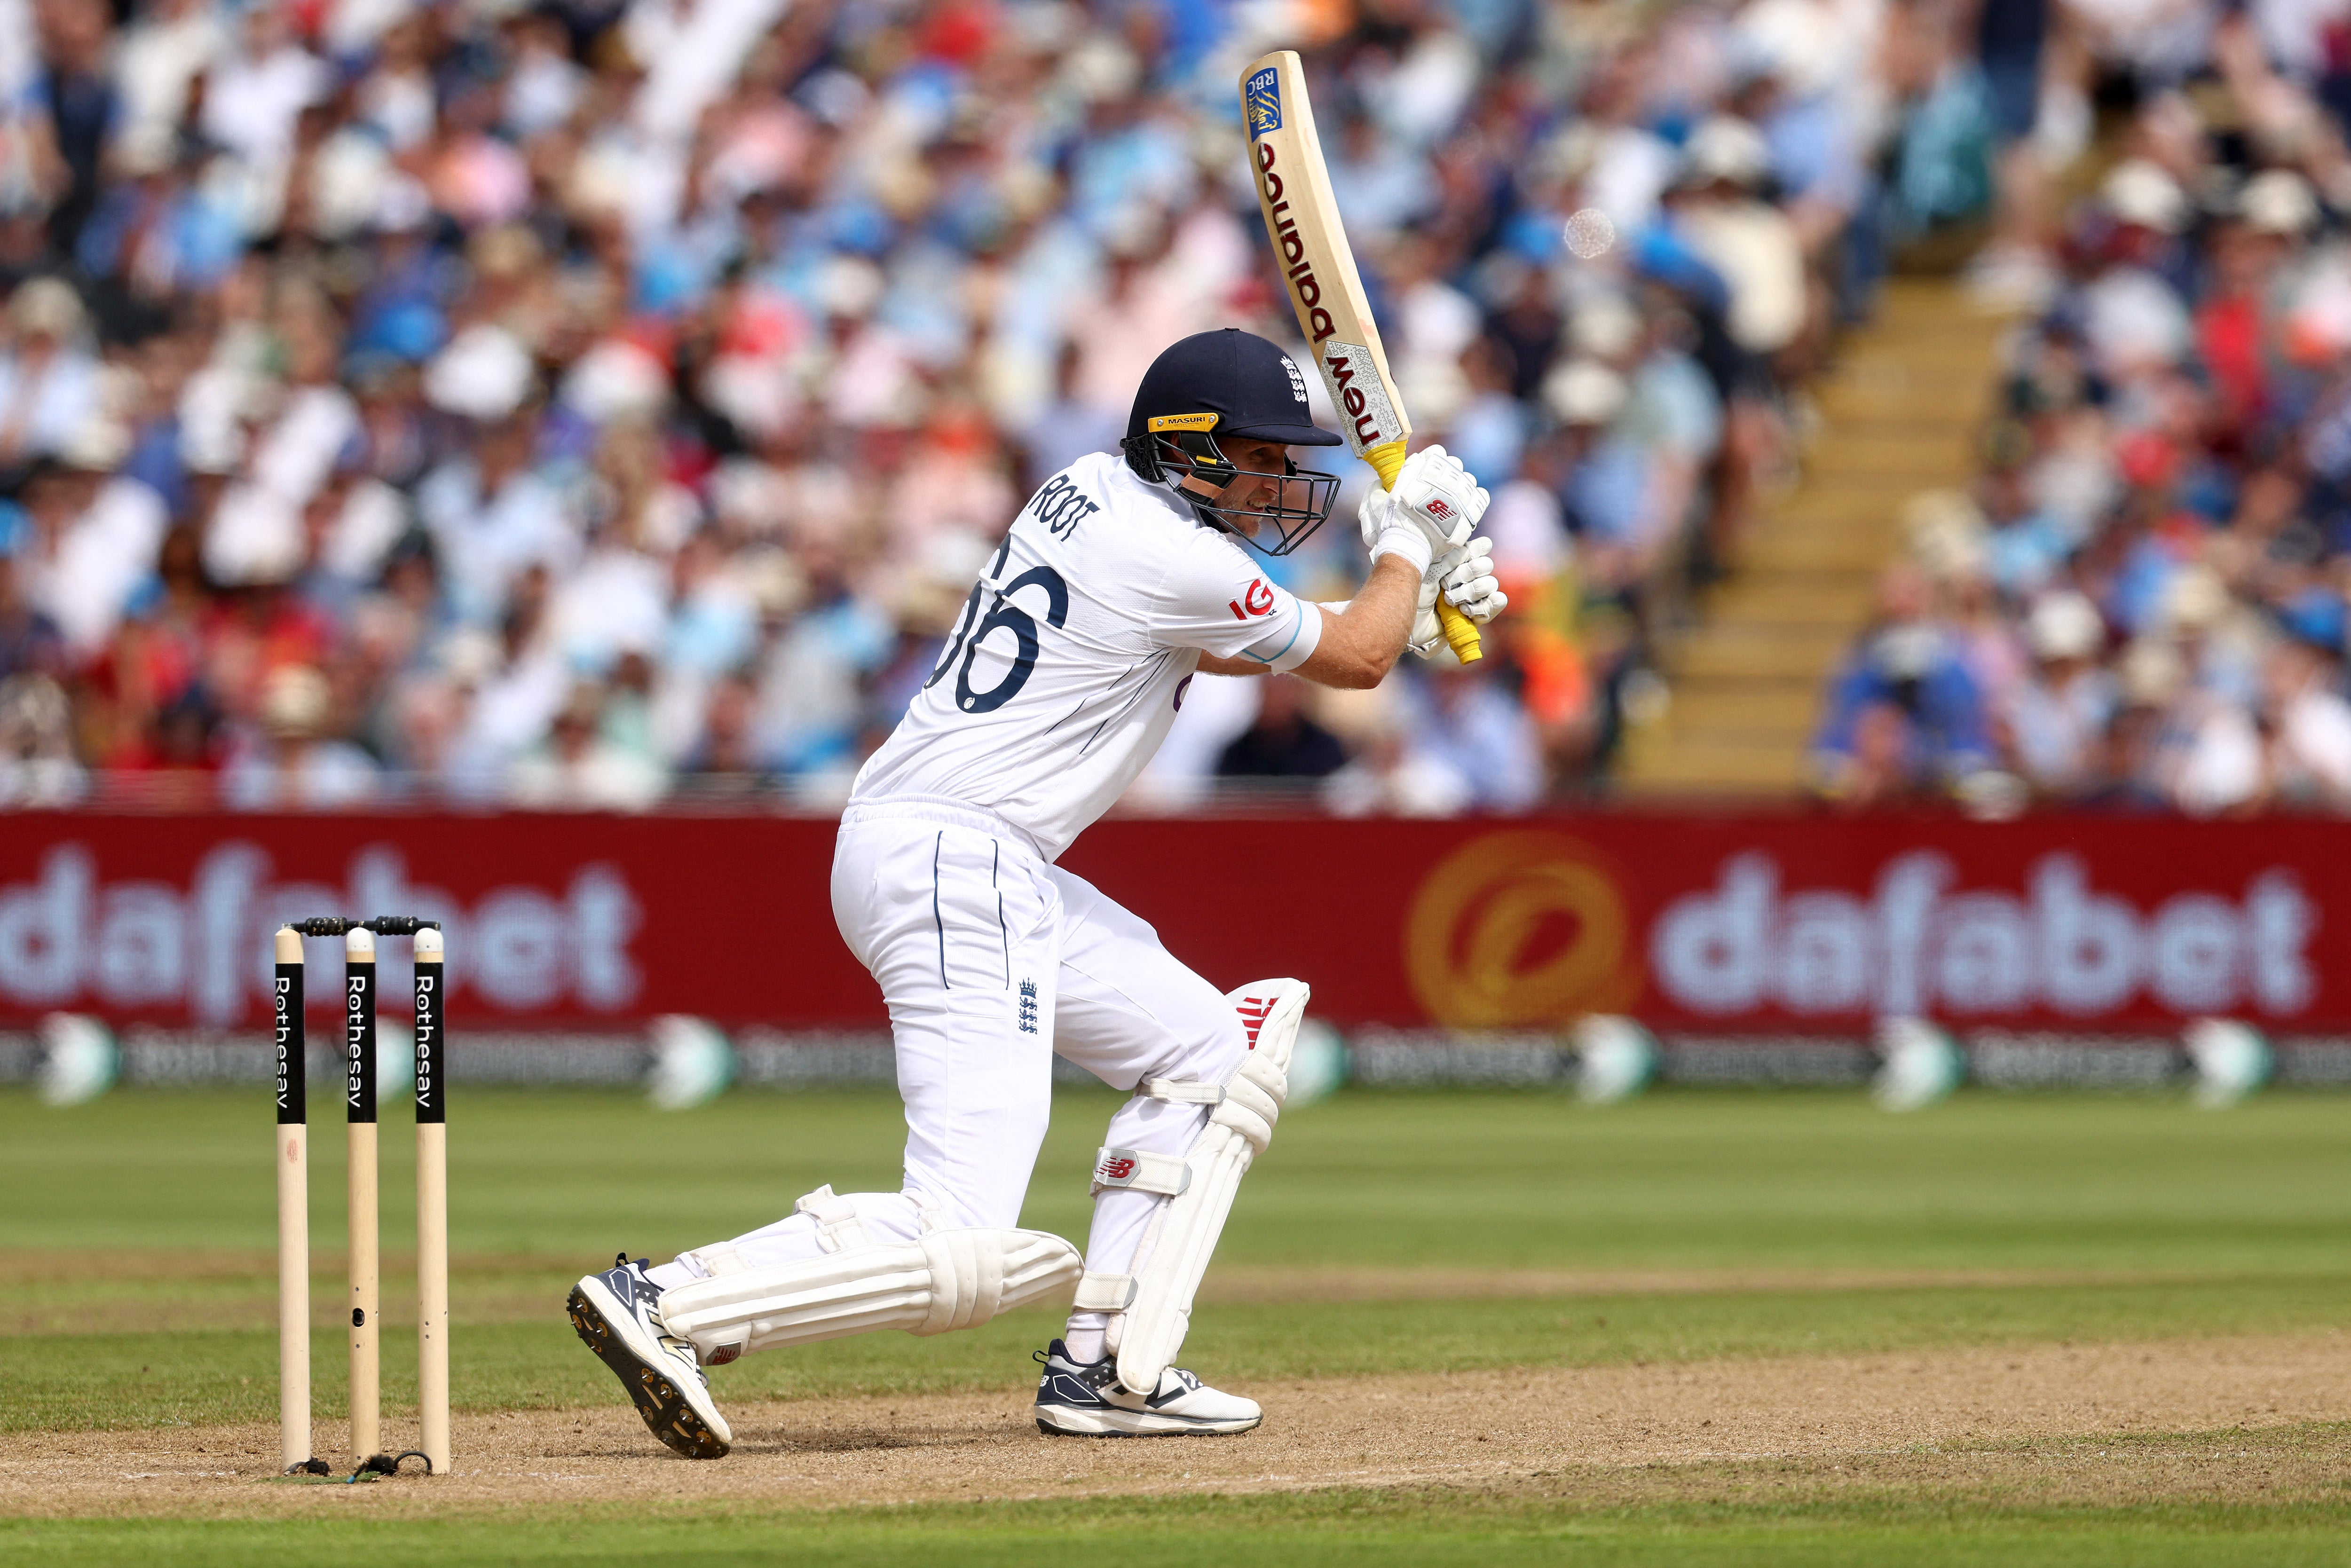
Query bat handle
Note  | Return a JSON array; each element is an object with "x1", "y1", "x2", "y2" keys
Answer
[
  {"x1": 1436, "y1": 600, "x2": 1484, "y2": 663},
  {"x1": 1367, "y1": 441, "x2": 1485, "y2": 665}
]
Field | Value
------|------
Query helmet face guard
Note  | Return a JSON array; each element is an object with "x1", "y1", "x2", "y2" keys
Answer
[{"x1": 1120, "y1": 427, "x2": 1342, "y2": 558}]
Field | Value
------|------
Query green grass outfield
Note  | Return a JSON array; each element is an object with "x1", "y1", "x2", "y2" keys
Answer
[
  {"x1": 3, "y1": 1084, "x2": 2348, "y2": 1564},
  {"x1": 8, "y1": 1487, "x2": 2351, "y2": 1568}
]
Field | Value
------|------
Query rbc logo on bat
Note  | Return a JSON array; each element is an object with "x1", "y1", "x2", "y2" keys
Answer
[{"x1": 1245, "y1": 68, "x2": 1281, "y2": 137}]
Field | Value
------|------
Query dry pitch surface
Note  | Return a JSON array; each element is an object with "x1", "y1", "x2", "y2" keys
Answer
[{"x1": 6, "y1": 1331, "x2": 2346, "y2": 1517}]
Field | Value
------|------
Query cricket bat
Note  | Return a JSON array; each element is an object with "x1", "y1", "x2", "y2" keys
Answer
[{"x1": 1240, "y1": 49, "x2": 1483, "y2": 663}]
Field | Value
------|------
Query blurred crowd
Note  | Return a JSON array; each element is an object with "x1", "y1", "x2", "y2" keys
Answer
[
  {"x1": 0, "y1": 0, "x2": 1983, "y2": 812},
  {"x1": 1814, "y1": 4, "x2": 2351, "y2": 815}
]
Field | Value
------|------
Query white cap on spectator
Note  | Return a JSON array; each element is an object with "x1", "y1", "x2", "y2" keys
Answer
[
  {"x1": 1735, "y1": 0, "x2": 1841, "y2": 100},
  {"x1": 1063, "y1": 36, "x2": 1139, "y2": 102},
  {"x1": 1902, "y1": 489, "x2": 1988, "y2": 580},
  {"x1": 180, "y1": 386, "x2": 247, "y2": 475},
  {"x1": 262, "y1": 665, "x2": 332, "y2": 739},
  {"x1": 60, "y1": 418, "x2": 129, "y2": 472},
  {"x1": 116, "y1": 122, "x2": 175, "y2": 177},
  {"x1": 2101, "y1": 159, "x2": 2191, "y2": 234},
  {"x1": 2160, "y1": 565, "x2": 2229, "y2": 632},
  {"x1": 561, "y1": 338, "x2": 670, "y2": 424},
  {"x1": 2120, "y1": 637, "x2": 2187, "y2": 706},
  {"x1": 310, "y1": 130, "x2": 391, "y2": 240},
  {"x1": 1570, "y1": 293, "x2": 1642, "y2": 360},
  {"x1": 2028, "y1": 590, "x2": 2105, "y2": 661},
  {"x1": 734, "y1": 548, "x2": 808, "y2": 619},
  {"x1": 1544, "y1": 357, "x2": 1627, "y2": 425},
  {"x1": 817, "y1": 255, "x2": 885, "y2": 320},
  {"x1": 375, "y1": 171, "x2": 433, "y2": 234},
  {"x1": 438, "y1": 626, "x2": 505, "y2": 686},
  {"x1": 424, "y1": 323, "x2": 535, "y2": 419},
  {"x1": 710, "y1": 457, "x2": 791, "y2": 536},
  {"x1": 702, "y1": 354, "x2": 800, "y2": 440},
  {"x1": 898, "y1": 528, "x2": 994, "y2": 632},
  {"x1": 1680, "y1": 116, "x2": 1771, "y2": 190},
  {"x1": 10, "y1": 278, "x2": 84, "y2": 340},
  {"x1": 2241, "y1": 169, "x2": 2319, "y2": 236},
  {"x1": 2083, "y1": 267, "x2": 2191, "y2": 370},
  {"x1": 203, "y1": 482, "x2": 305, "y2": 585},
  {"x1": 1397, "y1": 356, "x2": 1472, "y2": 426},
  {"x1": 2286, "y1": 260, "x2": 2351, "y2": 355},
  {"x1": 565, "y1": 142, "x2": 637, "y2": 220}
]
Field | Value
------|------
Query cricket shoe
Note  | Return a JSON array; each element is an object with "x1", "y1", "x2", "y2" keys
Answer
[
  {"x1": 1032, "y1": 1339, "x2": 1262, "y2": 1436},
  {"x1": 567, "y1": 1253, "x2": 733, "y2": 1459}
]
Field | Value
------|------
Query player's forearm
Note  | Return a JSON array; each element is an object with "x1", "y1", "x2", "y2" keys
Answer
[{"x1": 1295, "y1": 555, "x2": 1420, "y2": 690}]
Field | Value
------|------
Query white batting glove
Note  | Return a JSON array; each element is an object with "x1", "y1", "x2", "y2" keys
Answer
[
  {"x1": 1408, "y1": 536, "x2": 1507, "y2": 653},
  {"x1": 1394, "y1": 443, "x2": 1488, "y2": 540},
  {"x1": 1359, "y1": 444, "x2": 1484, "y2": 574},
  {"x1": 1436, "y1": 536, "x2": 1506, "y2": 623},
  {"x1": 1408, "y1": 570, "x2": 1444, "y2": 655},
  {"x1": 1359, "y1": 487, "x2": 1436, "y2": 575}
]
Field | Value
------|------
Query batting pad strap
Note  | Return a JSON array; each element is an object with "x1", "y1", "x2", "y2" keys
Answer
[
  {"x1": 1140, "y1": 1079, "x2": 1224, "y2": 1106},
  {"x1": 1208, "y1": 1052, "x2": 1288, "y2": 1157},
  {"x1": 658, "y1": 1226, "x2": 1083, "y2": 1361},
  {"x1": 1072, "y1": 1271, "x2": 1138, "y2": 1313},
  {"x1": 679, "y1": 1243, "x2": 748, "y2": 1277},
  {"x1": 794, "y1": 1184, "x2": 870, "y2": 1253},
  {"x1": 1089, "y1": 1146, "x2": 1191, "y2": 1198}
]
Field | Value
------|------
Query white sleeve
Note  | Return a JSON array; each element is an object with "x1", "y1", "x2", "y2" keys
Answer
[{"x1": 1148, "y1": 532, "x2": 1323, "y2": 672}]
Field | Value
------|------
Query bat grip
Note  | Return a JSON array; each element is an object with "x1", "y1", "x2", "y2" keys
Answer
[
  {"x1": 1366, "y1": 441, "x2": 1484, "y2": 664},
  {"x1": 1436, "y1": 601, "x2": 1484, "y2": 662}
]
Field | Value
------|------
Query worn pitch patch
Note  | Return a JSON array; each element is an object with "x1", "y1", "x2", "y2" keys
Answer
[{"x1": 1, "y1": 1332, "x2": 2348, "y2": 1517}]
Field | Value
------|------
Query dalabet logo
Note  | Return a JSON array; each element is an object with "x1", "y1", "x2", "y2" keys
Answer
[
  {"x1": 0, "y1": 842, "x2": 641, "y2": 1024},
  {"x1": 1405, "y1": 832, "x2": 1639, "y2": 1027},
  {"x1": 1651, "y1": 851, "x2": 2316, "y2": 1018}
]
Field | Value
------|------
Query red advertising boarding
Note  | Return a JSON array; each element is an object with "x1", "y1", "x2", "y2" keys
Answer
[{"x1": 0, "y1": 812, "x2": 2338, "y2": 1032}]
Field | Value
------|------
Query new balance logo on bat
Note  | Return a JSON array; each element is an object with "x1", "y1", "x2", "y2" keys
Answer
[{"x1": 1320, "y1": 340, "x2": 1403, "y2": 449}]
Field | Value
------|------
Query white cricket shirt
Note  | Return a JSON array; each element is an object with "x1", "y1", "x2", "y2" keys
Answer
[{"x1": 850, "y1": 451, "x2": 1322, "y2": 860}]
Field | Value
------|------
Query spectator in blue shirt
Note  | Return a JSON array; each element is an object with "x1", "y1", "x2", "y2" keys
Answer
[{"x1": 1814, "y1": 563, "x2": 1994, "y2": 799}]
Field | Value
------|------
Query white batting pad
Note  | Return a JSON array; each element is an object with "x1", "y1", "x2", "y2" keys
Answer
[
  {"x1": 658, "y1": 1221, "x2": 1082, "y2": 1363},
  {"x1": 1106, "y1": 977, "x2": 1306, "y2": 1395}
]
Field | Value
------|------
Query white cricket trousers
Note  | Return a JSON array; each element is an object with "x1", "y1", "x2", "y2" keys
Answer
[{"x1": 647, "y1": 797, "x2": 1247, "y2": 1354}]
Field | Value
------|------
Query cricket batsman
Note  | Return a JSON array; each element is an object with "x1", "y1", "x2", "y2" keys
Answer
[{"x1": 568, "y1": 328, "x2": 1504, "y2": 1454}]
